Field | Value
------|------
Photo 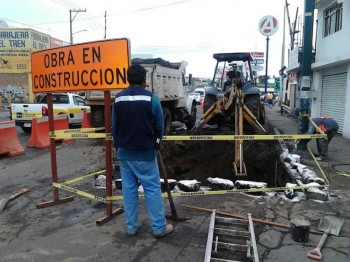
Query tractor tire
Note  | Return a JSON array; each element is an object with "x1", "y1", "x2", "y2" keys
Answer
[
  {"x1": 244, "y1": 94, "x2": 266, "y2": 131},
  {"x1": 244, "y1": 94, "x2": 264, "y2": 124},
  {"x1": 203, "y1": 94, "x2": 223, "y2": 125}
]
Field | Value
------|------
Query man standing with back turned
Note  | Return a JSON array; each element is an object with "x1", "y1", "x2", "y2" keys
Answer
[{"x1": 112, "y1": 64, "x2": 173, "y2": 238}]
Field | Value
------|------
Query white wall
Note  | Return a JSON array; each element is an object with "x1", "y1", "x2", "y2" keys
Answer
[
  {"x1": 344, "y1": 64, "x2": 350, "y2": 138},
  {"x1": 311, "y1": 0, "x2": 350, "y2": 138},
  {"x1": 314, "y1": 0, "x2": 350, "y2": 67}
]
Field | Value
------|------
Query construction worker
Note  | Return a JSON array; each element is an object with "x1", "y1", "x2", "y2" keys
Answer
[
  {"x1": 298, "y1": 117, "x2": 339, "y2": 161},
  {"x1": 227, "y1": 63, "x2": 242, "y2": 81},
  {"x1": 224, "y1": 63, "x2": 243, "y2": 90},
  {"x1": 112, "y1": 64, "x2": 173, "y2": 238}
]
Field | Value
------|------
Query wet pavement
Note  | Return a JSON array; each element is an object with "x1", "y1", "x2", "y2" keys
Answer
[{"x1": 0, "y1": 104, "x2": 349, "y2": 261}]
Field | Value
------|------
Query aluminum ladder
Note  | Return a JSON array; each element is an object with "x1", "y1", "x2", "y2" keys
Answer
[{"x1": 204, "y1": 210, "x2": 259, "y2": 262}]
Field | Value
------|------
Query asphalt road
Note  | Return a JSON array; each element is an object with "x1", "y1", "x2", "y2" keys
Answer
[{"x1": 0, "y1": 105, "x2": 349, "y2": 261}]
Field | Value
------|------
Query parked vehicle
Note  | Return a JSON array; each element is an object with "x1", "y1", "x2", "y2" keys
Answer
[
  {"x1": 194, "y1": 87, "x2": 205, "y2": 103},
  {"x1": 10, "y1": 93, "x2": 90, "y2": 133},
  {"x1": 188, "y1": 92, "x2": 201, "y2": 105},
  {"x1": 85, "y1": 58, "x2": 197, "y2": 133}
]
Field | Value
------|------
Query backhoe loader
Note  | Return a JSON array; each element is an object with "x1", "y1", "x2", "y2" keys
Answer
[{"x1": 192, "y1": 52, "x2": 267, "y2": 176}]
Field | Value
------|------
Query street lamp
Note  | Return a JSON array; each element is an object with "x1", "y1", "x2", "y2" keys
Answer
[
  {"x1": 69, "y1": 8, "x2": 86, "y2": 44},
  {"x1": 71, "y1": 29, "x2": 88, "y2": 44}
]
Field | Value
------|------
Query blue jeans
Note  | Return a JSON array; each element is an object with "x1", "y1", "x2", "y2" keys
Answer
[
  {"x1": 119, "y1": 159, "x2": 166, "y2": 235},
  {"x1": 316, "y1": 129, "x2": 337, "y2": 159}
]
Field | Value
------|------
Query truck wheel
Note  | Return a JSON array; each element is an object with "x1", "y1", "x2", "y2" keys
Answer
[
  {"x1": 185, "y1": 101, "x2": 197, "y2": 130},
  {"x1": 162, "y1": 107, "x2": 172, "y2": 134},
  {"x1": 21, "y1": 126, "x2": 31, "y2": 134}
]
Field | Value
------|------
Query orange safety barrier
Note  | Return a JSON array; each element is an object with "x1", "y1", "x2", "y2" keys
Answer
[
  {"x1": 81, "y1": 111, "x2": 92, "y2": 128},
  {"x1": 26, "y1": 115, "x2": 71, "y2": 149},
  {"x1": 0, "y1": 120, "x2": 25, "y2": 157}
]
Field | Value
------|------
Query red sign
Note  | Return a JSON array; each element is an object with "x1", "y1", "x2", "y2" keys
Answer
[
  {"x1": 258, "y1": 16, "x2": 279, "y2": 36},
  {"x1": 251, "y1": 52, "x2": 264, "y2": 58}
]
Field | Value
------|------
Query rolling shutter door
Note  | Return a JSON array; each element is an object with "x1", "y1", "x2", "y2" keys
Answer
[{"x1": 320, "y1": 73, "x2": 347, "y2": 134}]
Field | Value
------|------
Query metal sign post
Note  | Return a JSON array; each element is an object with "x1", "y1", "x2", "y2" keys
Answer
[
  {"x1": 258, "y1": 15, "x2": 279, "y2": 94},
  {"x1": 31, "y1": 38, "x2": 130, "y2": 225}
]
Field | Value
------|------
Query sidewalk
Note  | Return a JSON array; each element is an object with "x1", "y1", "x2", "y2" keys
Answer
[{"x1": 265, "y1": 105, "x2": 350, "y2": 190}]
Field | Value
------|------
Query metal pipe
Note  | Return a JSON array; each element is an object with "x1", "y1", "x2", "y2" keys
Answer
[{"x1": 248, "y1": 213, "x2": 259, "y2": 262}]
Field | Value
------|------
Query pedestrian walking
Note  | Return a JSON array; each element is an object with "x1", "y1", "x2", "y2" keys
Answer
[
  {"x1": 112, "y1": 64, "x2": 173, "y2": 238},
  {"x1": 267, "y1": 93, "x2": 273, "y2": 108},
  {"x1": 298, "y1": 116, "x2": 339, "y2": 161}
]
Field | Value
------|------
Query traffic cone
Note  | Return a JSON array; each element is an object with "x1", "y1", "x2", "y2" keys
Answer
[
  {"x1": 82, "y1": 111, "x2": 92, "y2": 128},
  {"x1": 0, "y1": 120, "x2": 25, "y2": 157},
  {"x1": 26, "y1": 117, "x2": 50, "y2": 149},
  {"x1": 26, "y1": 115, "x2": 71, "y2": 149}
]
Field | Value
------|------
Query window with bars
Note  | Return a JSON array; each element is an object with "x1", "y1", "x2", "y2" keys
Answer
[{"x1": 324, "y1": 3, "x2": 343, "y2": 37}]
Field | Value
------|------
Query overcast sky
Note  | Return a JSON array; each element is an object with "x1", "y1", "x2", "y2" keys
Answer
[{"x1": 0, "y1": 0, "x2": 304, "y2": 78}]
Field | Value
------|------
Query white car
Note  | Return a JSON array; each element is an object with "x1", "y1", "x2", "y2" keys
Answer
[
  {"x1": 188, "y1": 92, "x2": 201, "y2": 104},
  {"x1": 194, "y1": 88, "x2": 205, "y2": 103}
]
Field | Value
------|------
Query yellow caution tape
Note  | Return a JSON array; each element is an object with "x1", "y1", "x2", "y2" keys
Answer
[
  {"x1": 50, "y1": 132, "x2": 112, "y2": 140},
  {"x1": 336, "y1": 171, "x2": 350, "y2": 177},
  {"x1": 53, "y1": 182, "x2": 108, "y2": 203},
  {"x1": 53, "y1": 127, "x2": 105, "y2": 133},
  {"x1": 62, "y1": 169, "x2": 106, "y2": 185},
  {"x1": 53, "y1": 180, "x2": 327, "y2": 203},
  {"x1": 107, "y1": 184, "x2": 328, "y2": 201},
  {"x1": 162, "y1": 134, "x2": 326, "y2": 141},
  {"x1": 50, "y1": 130, "x2": 326, "y2": 141},
  {"x1": 307, "y1": 146, "x2": 330, "y2": 185}
]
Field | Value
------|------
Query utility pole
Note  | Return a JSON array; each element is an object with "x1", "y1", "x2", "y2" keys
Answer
[
  {"x1": 104, "y1": 11, "x2": 107, "y2": 39},
  {"x1": 297, "y1": 0, "x2": 314, "y2": 150},
  {"x1": 70, "y1": 8, "x2": 86, "y2": 44},
  {"x1": 280, "y1": 3, "x2": 286, "y2": 104}
]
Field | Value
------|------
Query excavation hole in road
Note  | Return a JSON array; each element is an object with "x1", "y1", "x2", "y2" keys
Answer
[{"x1": 160, "y1": 128, "x2": 291, "y2": 188}]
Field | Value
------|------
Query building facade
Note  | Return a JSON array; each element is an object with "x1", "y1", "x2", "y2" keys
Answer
[
  {"x1": 311, "y1": 0, "x2": 350, "y2": 138},
  {"x1": 284, "y1": 0, "x2": 349, "y2": 138},
  {"x1": 0, "y1": 27, "x2": 66, "y2": 103}
]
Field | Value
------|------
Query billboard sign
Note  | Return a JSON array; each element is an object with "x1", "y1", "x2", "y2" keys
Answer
[
  {"x1": 251, "y1": 52, "x2": 264, "y2": 58},
  {"x1": 0, "y1": 29, "x2": 50, "y2": 50},
  {"x1": 252, "y1": 59, "x2": 264, "y2": 65},
  {"x1": 251, "y1": 65, "x2": 264, "y2": 71},
  {"x1": 0, "y1": 29, "x2": 50, "y2": 73}
]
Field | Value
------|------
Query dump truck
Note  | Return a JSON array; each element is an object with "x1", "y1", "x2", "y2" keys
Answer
[{"x1": 85, "y1": 58, "x2": 197, "y2": 133}]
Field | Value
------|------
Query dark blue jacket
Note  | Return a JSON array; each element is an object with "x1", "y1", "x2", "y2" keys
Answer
[
  {"x1": 307, "y1": 117, "x2": 339, "y2": 134},
  {"x1": 112, "y1": 86, "x2": 164, "y2": 161}
]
